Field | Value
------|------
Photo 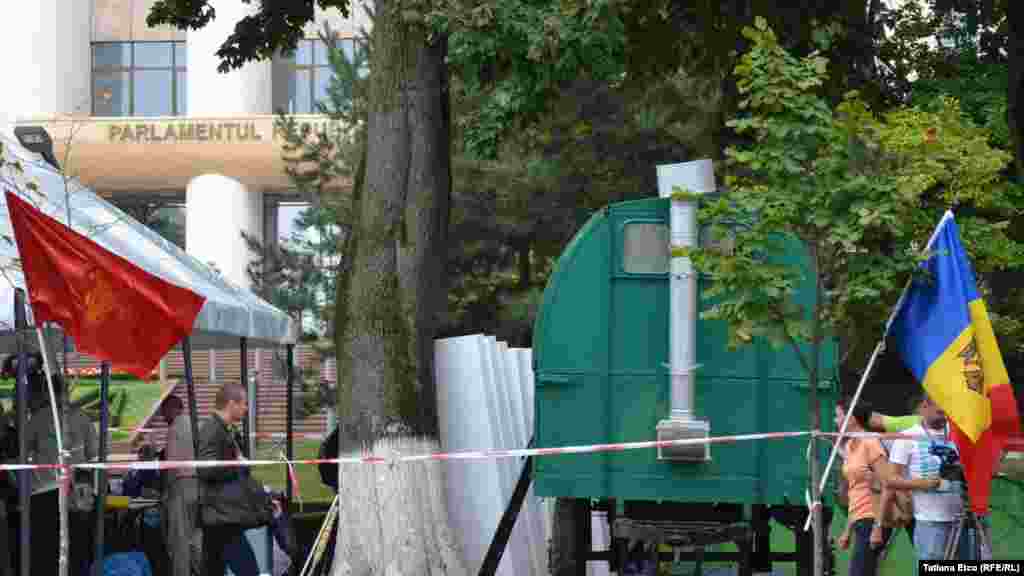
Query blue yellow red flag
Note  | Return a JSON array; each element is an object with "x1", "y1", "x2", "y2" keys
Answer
[{"x1": 889, "y1": 211, "x2": 1020, "y2": 514}]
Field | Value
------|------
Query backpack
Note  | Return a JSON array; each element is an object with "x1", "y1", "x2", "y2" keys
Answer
[{"x1": 318, "y1": 427, "x2": 339, "y2": 491}]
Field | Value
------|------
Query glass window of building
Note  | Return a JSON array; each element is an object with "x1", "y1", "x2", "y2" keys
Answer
[
  {"x1": 92, "y1": 41, "x2": 187, "y2": 117},
  {"x1": 280, "y1": 37, "x2": 363, "y2": 114}
]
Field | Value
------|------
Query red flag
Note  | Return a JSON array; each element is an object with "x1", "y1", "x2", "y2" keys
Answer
[
  {"x1": 951, "y1": 381, "x2": 1021, "y2": 514},
  {"x1": 5, "y1": 190, "x2": 205, "y2": 379}
]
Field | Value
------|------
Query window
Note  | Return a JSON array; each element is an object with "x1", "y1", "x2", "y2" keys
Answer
[
  {"x1": 93, "y1": 42, "x2": 186, "y2": 117},
  {"x1": 700, "y1": 225, "x2": 736, "y2": 256},
  {"x1": 281, "y1": 37, "x2": 363, "y2": 114},
  {"x1": 622, "y1": 222, "x2": 670, "y2": 274}
]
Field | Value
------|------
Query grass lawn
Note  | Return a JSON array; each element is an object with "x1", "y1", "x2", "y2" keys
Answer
[
  {"x1": 251, "y1": 438, "x2": 335, "y2": 507},
  {"x1": 0, "y1": 379, "x2": 167, "y2": 443}
]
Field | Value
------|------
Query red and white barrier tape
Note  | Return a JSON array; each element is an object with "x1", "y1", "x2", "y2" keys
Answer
[
  {"x1": 7, "y1": 429, "x2": 1016, "y2": 474},
  {"x1": 2, "y1": 430, "x2": 812, "y2": 472}
]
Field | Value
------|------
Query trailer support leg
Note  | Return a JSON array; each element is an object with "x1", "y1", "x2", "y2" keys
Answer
[
  {"x1": 752, "y1": 505, "x2": 772, "y2": 573},
  {"x1": 575, "y1": 498, "x2": 591, "y2": 576},
  {"x1": 795, "y1": 514, "x2": 813, "y2": 576}
]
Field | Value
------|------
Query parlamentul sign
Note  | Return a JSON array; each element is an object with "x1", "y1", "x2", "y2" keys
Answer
[{"x1": 106, "y1": 119, "x2": 346, "y2": 143}]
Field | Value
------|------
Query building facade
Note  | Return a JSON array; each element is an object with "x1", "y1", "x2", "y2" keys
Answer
[{"x1": 0, "y1": 0, "x2": 364, "y2": 298}]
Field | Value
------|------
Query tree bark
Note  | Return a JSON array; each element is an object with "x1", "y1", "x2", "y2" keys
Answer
[
  {"x1": 332, "y1": 0, "x2": 450, "y2": 571},
  {"x1": 334, "y1": 0, "x2": 449, "y2": 449}
]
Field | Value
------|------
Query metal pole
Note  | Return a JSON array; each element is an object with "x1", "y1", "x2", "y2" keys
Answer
[
  {"x1": 816, "y1": 210, "x2": 955, "y2": 499},
  {"x1": 34, "y1": 328, "x2": 68, "y2": 576},
  {"x1": 479, "y1": 453, "x2": 534, "y2": 575},
  {"x1": 286, "y1": 345, "x2": 294, "y2": 504},
  {"x1": 181, "y1": 336, "x2": 204, "y2": 573},
  {"x1": 182, "y1": 338, "x2": 200, "y2": 477},
  {"x1": 14, "y1": 352, "x2": 29, "y2": 576},
  {"x1": 93, "y1": 362, "x2": 110, "y2": 576},
  {"x1": 12, "y1": 289, "x2": 29, "y2": 576},
  {"x1": 241, "y1": 338, "x2": 250, "y2": 456}
]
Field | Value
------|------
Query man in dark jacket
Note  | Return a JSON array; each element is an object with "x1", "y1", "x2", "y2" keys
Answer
[{"x1": 196, "y1": 382, "x2": 263, "y2": 576}]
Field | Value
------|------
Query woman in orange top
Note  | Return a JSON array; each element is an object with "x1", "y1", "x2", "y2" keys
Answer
[{"x1": 835, "y1": 395, "x2": 895, "y2": 576}]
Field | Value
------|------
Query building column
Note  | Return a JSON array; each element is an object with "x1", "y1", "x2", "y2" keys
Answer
[
  {"x1": 186, "y1": 174, "x2": 264, "y2": 290},
  {"x1": 187, "y1": 0, "x2": 272, "y2": 116},
  {"x1": 0, "y1": 0, "x2": 91, "y2": 135}
]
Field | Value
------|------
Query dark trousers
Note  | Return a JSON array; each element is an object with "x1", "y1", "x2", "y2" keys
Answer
[
  {"x1": 27, "y1": 490, "x2": 93, "y2": 576},
  {"x1": 849, "y1": 518, "x2": 893, "y2": 576},
  {"x1": 203, "y1": 526, "x2": 258, "y2": 576}
]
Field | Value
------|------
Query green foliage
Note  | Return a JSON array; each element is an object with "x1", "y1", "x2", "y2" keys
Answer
[
  {"x1": 147, "y1": 0, "x2": 351, "y2": 72},
  {"x1": 683, "y1": 17, "x2": 1024, "y2": 369},
  {"x1": 431, "y1": 0, "x2": 628, "y2": 159},
  {"x1": 246, "y1": 25, "x2": 370, "y2": 344}
]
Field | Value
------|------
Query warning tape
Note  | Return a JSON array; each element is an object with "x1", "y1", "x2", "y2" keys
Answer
[
  {"x1": 4, "y1": 429, "x2": 1017, "y2": 473},
  {"x1": 1, "y1": 430, "x2": 812, "y2": 472}
]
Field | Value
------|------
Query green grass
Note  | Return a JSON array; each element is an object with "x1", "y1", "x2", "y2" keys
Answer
[
  {"x1": 0, "y1": 379, "x2": 166, "y2": 438},
  {"x1": 251, "y1": 439, "x2": 335, "y2": 506}
]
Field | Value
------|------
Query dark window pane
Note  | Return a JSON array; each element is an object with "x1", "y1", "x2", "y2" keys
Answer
[
  {"x1": 134, "y1": 70, "x2": 174, "y2": 116},
  {"x1": 290, "y1": 69, "x2": 312, "y2": 113},
  {"x1": 176, "y1": 71, "x2": 187, "y2": 115},
  {"x1": 93, "y1": 43, "x2": 130, "y2": 68},
  {"x1": 296, "y1": 39, "x2": 313, "y2": 66},
  {"x1": 174, "y1": 42, "x2": 186, "y2": 68},
  {"x1": 135, "y1": 42, "x2": 173, "y2": 68},
  {"x1": 93, "y1": 71, "x2": 130, "y2": 116}
]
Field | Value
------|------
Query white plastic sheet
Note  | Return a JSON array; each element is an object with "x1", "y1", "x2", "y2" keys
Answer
[
  {"x1": 435, "y1": 334, "x2": 547, "y2": 575},
  {"x1": 0, "y1": 134, "x2": 297, "y2": 351}
]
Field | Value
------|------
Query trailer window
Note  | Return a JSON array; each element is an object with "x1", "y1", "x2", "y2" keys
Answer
[
  {"x1": 622, "y1": 222, "x2": 669, "y2": 274},
  {"x1": 700, "y1": 225, "x2": 736, "y2": 255}
]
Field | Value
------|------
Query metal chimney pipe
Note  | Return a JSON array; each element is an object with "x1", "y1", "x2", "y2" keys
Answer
[{"x1": 657, "y1": 159, "x2": 716, "y2": 420}]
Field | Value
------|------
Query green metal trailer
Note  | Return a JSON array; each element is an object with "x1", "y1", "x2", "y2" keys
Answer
[{"x1": 530, "y1": 161, "x2": 839, "y2": 575}]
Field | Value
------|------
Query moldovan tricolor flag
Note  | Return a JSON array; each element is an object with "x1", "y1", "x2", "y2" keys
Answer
[
  {"x1": 890, "y1": 211, "x2": 1021, "y2": 514},
  {"x1": 4, "y1": 190, "x2": 205, "y2": 379}
]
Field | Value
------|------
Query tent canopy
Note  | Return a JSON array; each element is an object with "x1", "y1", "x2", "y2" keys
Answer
[{"x1": 0, "y1": 134, "x2": 298, "y2": 354}]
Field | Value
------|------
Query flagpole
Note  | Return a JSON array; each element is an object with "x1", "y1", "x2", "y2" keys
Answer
[
  {"x1": 93, "y1": 362, "x2": 110, "y2": 576},
  {"x1": 34, "y1": 326, "x2": 68, "y2": 576},
  {"x1": 815, "y1": 210, "x2": 955, "y2": 502}
]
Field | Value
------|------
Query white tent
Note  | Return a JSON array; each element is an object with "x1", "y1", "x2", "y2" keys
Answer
[{"x1": 0, "y1": 133, "x2": 299, "y2": 352}]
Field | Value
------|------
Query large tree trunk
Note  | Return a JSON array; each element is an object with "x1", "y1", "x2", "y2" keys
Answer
[
  {"x1": 331, "y1": 0, "x2": 451, "y2": 572},
  {"x1": 334, "y1": 0, "x2": 449, "y2": 447}
]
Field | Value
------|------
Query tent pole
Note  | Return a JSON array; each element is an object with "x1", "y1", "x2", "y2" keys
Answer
[
  {"x1": 241, "y1": 337, "x2": 250, "y2": 456},
  {"x1": 182, "y1": 336, "x2": 204, "y2": 573},
  {"x1": 286, "y1": 344, "x2": 294, "y2": 504},
  {"x1": 13, "y1": 289, "x2": 30, "y2": 576},
  {"x1": 183, "y1": 337, "x2": 200, "y2": 474},
  {"x1": 93, "y1": 362, "x2": 110, "y2": 576},
  {"x1": 15, "y1": 353, "x2": 29, "y2": 576}
]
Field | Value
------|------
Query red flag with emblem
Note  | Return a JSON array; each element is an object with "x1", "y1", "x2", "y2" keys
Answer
[{"x1": 4, "y1": 190, "x2": 205, "y2": 379}]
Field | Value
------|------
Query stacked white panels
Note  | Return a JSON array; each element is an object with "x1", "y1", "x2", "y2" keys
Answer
[{"x1": 436, "y1": 334, "x2": 547, "y2": 575}]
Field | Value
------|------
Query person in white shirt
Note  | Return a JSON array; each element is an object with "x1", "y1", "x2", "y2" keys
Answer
[{"x1": 880, "y1": 392, "x2": 974, "y2": 573}]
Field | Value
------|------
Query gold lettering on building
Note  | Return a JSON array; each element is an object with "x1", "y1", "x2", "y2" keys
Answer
[{"x1": 107, "y1": 121, "x2": 267, "y2": 143}]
